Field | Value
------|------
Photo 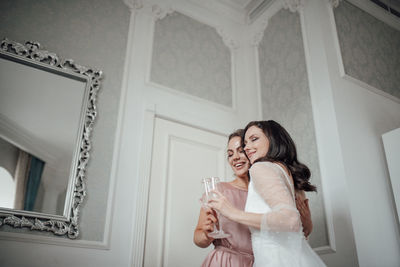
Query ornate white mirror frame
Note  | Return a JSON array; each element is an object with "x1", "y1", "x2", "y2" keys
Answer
[{"x1": 0, "y1": 38, "x2": 102, "y2": 239}]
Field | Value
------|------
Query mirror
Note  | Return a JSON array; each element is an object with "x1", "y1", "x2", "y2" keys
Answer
[{"x1": 0, "y1": 38, "x2": 102, "y2": 238}]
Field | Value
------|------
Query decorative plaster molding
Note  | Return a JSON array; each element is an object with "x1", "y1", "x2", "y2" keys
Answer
[
  {"x1": 329, "y1": 0, "x2": 341, "y2": 8},
  {"x1": 122, "y1": 0, "x2": 143, "y2": 10},
  {"x1": 280, "y1": 0, "x2": 304, "y2": 13},
  {"x1": 216, "y1": 27, "x2": 240, "y2": 50},
  {"x1": 251, "y1": 18, "x2": 269, "y2": 47},
  {"x1": 151, "y1": 4, "x2": 175, "y2": 21}
]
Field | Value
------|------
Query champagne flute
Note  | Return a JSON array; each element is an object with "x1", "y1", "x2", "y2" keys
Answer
[{"x1": 201, "y1": 177, "x2": 230, "y2": 239}]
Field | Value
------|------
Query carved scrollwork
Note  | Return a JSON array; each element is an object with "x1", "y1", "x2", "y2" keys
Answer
[
  {"x1": 216, "y1": 27, "x2": 240, "y2": 50},
  {"x1": 0, "y1": 38, "x2": 102, "y2": 239},
  {"x1": 280, "y1": 0, "x2": 304, "y2": 13},
  {"x1": 329, "y1": 0, "x2": 341, "y2": 8},
  {"x1": 122, "y1": 0, "x2": 143, "y2": 10},
  {"x1": 152, "y1": 4, "x2": 175, "y2": 21},
  {"x1": 251, "y1": 18, "x2": 269, "y2": 47},
  {"x1": 1, "y1": 39, "x2": 59, "y2": 66}
]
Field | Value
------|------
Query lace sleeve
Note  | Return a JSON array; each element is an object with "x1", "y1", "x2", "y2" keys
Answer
[{"x1": 250, "y1": 162, "x2": 301, "y2": 233}]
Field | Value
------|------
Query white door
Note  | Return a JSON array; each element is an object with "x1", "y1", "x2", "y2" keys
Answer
[{"x1": 144, "y1": 117, "x2": 230, "y2": 267}]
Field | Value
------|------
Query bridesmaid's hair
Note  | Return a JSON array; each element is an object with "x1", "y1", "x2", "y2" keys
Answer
[
  {"x1": 243, "y1": 120, "x2": 317, "y2": 192},
  {"x1": 228, "y1": 129, "x2": 245, "y2": 143}
]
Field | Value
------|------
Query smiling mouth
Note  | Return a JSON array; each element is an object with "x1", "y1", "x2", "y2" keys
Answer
[{"x1": 234, "y1": 162, "x2": 246, "y2": 169}]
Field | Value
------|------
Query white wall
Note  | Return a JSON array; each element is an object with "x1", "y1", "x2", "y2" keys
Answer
[
  {"x1": 383, "y1": 128, "x2": 400, "y2": 227},
  {"x1": 331, "y1": 71, "x2": 400, "y2": 267},
  {"x1": 1, "y1": 0, "x2": 399, "y2": 266},
  {"x1": 317, "y1": 1, "x2": 400, "y2": 266}
]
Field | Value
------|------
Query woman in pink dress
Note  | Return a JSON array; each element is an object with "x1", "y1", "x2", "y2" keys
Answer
[
  {"x1": 193, "y1": 129, "x2": 313, "y2": 267},
  {"x1": 194, "y1": 129, "x2": 254, "y2": 266}
]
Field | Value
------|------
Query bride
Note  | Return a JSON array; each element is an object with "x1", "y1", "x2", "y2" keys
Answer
[{"x1": 208, "y1": 120, "x2": 326, "y2": 267}]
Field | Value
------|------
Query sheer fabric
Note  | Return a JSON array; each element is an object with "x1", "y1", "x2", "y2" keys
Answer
[
  {"x1": 250, "y1": 162, "x2": 301, "y2": 233},
  {"x1": 245, "y1": 162, "x2": 326, "y2": 267}
]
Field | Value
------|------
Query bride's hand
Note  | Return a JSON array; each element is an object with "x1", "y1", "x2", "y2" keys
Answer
[{"x1": 207, "y1": 190, "x2": 239, "y2": 220}]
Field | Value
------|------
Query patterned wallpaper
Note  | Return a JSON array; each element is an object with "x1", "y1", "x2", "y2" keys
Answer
[
  {"x1": 0, "y1": 0, "x2": 130, "y2": 241},
  {"x1": 334, "y1": 1, "x2": 400, "y2": 99},
  {"x1": 258, "y1": 8, "x2": 328, "y2": 248},
  {"x1": 151, "y1": 12, "x2": 232, "y2": 107}
]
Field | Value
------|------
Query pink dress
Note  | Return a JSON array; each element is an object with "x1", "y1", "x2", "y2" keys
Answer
[{"x1": 201, "y1": 182, "x2": 254, "y2": 267}]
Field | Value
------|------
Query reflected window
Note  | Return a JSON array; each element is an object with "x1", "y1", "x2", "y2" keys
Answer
[{"x1": 0, "y1": 167, "x2": 15, "y2": 209}]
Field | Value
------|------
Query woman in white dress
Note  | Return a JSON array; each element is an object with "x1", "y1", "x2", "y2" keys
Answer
[{"x1": 208, "y1": 120, "x2": 326, "y2": 267}]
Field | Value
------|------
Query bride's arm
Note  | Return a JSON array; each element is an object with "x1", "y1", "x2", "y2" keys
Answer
[{"x1": 209, "y1": 162, "x2": 301, "y2": 232}]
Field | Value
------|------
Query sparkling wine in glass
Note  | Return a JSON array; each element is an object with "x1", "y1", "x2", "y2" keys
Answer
[{"x1": 201, "y1": 177, "x2": 230, "y2": 239}]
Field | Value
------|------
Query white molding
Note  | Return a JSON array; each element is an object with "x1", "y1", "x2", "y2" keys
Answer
[
  {"x1": 98, "y1": 5, "x2": 145, "y2": 254},
  {"x1": 151, "y1": 4, "x2": 175, "y2": 21},
  {"x1": 145, "y1": 81, "x2": 236, "y2": 114},
  {"x1": 218, "y1": 0, "x2": 253, "y2": 10},
  {"x1": 250, "y1": 18, "x2": 269, "y2": 46},
  {"x1": 342, "y1": 74, "x2": 400, "y2": 104},
  {"x1": 230, "y1": 48, "x2": 239, "y2": 112},
  {"x1": 249, "y1": 0, "x2": 283, "y2": 46},
  {"x1": 327, "y1": 2, "x2": 346, "y2": 78},
  {"x1": 299, "y1": 7, "x2": 337, "y2": 255},
  {"x1": 280, "y1": 0, "x2": 304, "y2": 13},
  {"x1": 149, "y1": 2, "x2": 242, "y2": 51},
  {"x1": 329, "y1": 0, "x2": 400, "y2": 104},
  {"x1": 299, "y1": 2, "x2": 362, "y2": 265},
  {"x1": 130, "y1": 109, "x2": 156, "y2": 267},
  {"x1": 149, "y1": 1, "x2": 243, "y2": 50},
  {"x1": 122, "y1": 0, "x2": 143, "y2": 10},
  {"x1": 346, "y1": 0, "x2": 400, "y2": 31},
  {"x1": 188, "y1": 0, "x2": 247, "y2": 24},
  {"x1": 144, "y1": 3, "x2": 239, "y2": 114},
  {"x1": 0, "y1": 231, "x2": 109, "y2": 249},
  {"x1": 216, "y1": 27, "x2": 240, "y2": 50},
  {"x1": 253, "y1": 47, "x2": 264, "y2": 120},
  {"x1": 329, "y1": 0, "x2": 341, "y2": 8},
  {"x1": 314, "y1": 245, "x2": 336, "y2": 254}
]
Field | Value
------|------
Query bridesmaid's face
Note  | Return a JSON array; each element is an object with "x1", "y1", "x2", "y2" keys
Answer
[
  {"x1": 244, "y1": 125, "x2": 269, "y2": 164},
  {"x1": 227, "y1": 136, "x2": 250, "y2": 178}
]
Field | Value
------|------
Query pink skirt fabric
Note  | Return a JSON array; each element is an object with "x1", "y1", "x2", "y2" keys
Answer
[
  {"x1": 200, "y1": 182, "x2": 254, "y2": 267},
  {"x1": 201, "y1": 246, "x2": 254, "y2": 267}
]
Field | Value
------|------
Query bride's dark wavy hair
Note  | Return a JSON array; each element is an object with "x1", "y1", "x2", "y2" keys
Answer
[{"x1": 243, "y1": 120, "x2": 317, "y2": 192}]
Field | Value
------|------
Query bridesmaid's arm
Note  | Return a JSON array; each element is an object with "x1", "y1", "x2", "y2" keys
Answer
[{"x1": 193, "y1": 207, "x2": 217, "y2": 248}]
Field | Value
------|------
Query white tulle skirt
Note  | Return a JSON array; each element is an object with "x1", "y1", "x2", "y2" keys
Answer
[{"x1": 251, "y1": 231, "x2": 326, "y2": 267}]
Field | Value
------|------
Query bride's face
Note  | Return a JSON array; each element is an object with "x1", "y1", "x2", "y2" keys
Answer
[
  {"x1": 244, "y1": 126, "x2": 269, "y2": 164},
  {"x1": 227, "y1": 136, "x2": 250, "y2": 178}
]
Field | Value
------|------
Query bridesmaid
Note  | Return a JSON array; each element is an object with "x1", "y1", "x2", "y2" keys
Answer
[
  {"x1": 193, "y1": 129, "x2": 313, "y2": 266},
  {"x1": 194, "y1": 129, "x2": 253, "y2": 266}
]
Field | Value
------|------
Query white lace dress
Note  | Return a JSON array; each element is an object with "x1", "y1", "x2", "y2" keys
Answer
[{"x1": 245, "y1": 162, "x2": 326, "y2": 267}]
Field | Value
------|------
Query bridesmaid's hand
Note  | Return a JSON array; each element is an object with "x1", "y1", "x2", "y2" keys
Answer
[
  {"x1": 201, "y1": 207, "x2": 218, "y2": 237},
  {"x1": 208, "y1": 190, "x2": 239, "y2": 220},
  {"x1": 295, "y1": 190, "x2": 313, "y2": 238}
]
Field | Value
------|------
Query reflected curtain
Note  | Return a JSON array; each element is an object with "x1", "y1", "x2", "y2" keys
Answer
[
  {"x1": 13, "y1": 150, "x2": 31, "y2": 210},
  {"x1": 23, "y1": 156, "x2": 45, "y2": 211}
]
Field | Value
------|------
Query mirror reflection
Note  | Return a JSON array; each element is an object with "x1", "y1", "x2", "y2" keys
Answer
[{"x1": 0, "y1": 53, "x2": 86, "y2": 216}]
